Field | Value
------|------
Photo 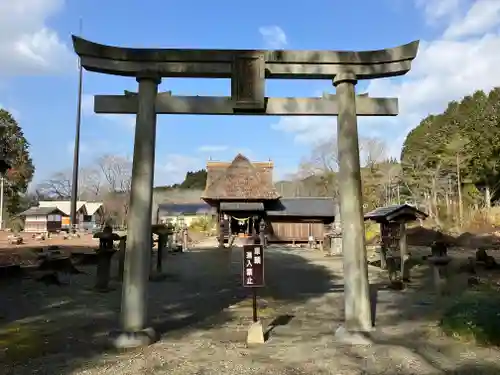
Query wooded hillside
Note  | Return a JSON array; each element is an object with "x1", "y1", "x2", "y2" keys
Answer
[{"x1": 400, "y1": 87, "x2": 500, "y2": 227}]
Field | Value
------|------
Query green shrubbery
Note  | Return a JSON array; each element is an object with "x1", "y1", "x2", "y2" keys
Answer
[
  {"x1": 364, "y1": 222, "x2": 380, "y2": 244},
  {"x1": 189, "y1": 216, "x2": 214, "y2": 232},
  {"x1": 440, "y1": 291, "x2": 500, "y2": 346}
]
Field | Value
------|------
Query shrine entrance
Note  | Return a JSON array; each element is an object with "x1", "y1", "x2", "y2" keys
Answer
[
  {"x1": 230, "y1": 216, "x2": 255, "y2": 237},
  {"x1": 217, "y1": 201, "x2": 267, "y2": 243},
  {"x1": 72, "y1": 35, "x2": 419, "y2": 347}
]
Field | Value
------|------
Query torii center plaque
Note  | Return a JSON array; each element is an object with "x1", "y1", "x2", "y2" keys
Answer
[{"x1": 72, "y1": 35, "x2": 419, "y2": 348}]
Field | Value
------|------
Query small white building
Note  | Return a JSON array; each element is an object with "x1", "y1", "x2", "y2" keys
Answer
[
  {"x1": 37, "y1": 201, "x2": 103, "y2": 230},
  {"x1": 20, "y1": 206, "x2": 66, "y2": 233}
]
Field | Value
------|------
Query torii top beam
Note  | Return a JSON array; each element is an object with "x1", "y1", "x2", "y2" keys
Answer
[{"x1": 72, "y1": 36, "x2": 419, "y2": 80}]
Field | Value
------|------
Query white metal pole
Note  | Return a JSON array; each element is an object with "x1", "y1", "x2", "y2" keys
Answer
[{"x1": 0, "y1": 176, "x2": 4, "y2": 230}]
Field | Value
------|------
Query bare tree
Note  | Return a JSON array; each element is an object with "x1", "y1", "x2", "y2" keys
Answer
[
  {"x1": 97, "y1": 154, "x2": 132, "y2": 193},
  {"x1": 79, "y1": 167, "x2": 104, "y2": 199},
  {"x1": 36, "y1": 153, "x2": 133, "y2": 226},
  {"x1": 36, "y1": 167, "x2": 106, "y2": 201},
  {"x1": 359, "y1": 136, "x2": 387, "y2": 168},
  {"x1": 36, "y1": 171, "x2": 72, "y2": 199},
  {"x1": 97, "y1": 154, "x2": 132, "y2": 227},
  {"x1": 309, "y1": 136, "x2": 339, "y2": 173},
  {"x1": 293, "y1": 136, "x2": 340, "y2": 197}
]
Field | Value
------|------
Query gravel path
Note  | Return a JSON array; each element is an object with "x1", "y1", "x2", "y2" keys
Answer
[{"x1": 2, "y1": 245, "x2": 500, "y2": 374}]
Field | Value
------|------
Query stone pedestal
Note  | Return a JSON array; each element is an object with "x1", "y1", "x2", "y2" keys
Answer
[
  {"x1": 334, "y1": 325, "x2": 373, "y2": 345},
  {"x1": 93, "y1": 227, "x2": 121, "y2": 291},
  {"x1": 246, "y1": 320, "x2": 265, "y2": 345},
  {"x1": 111, "y1": 327, "x2": 157, "y2": 349},
  {"x1": 95, "y1": 249, "x2": 116, "y2": 291},
  {"x1": 378, "y1": 245, "x2": 388, "y2": 269},
  {"x1": 428, "y1": 256, "x2": 452, "y2": 295}
]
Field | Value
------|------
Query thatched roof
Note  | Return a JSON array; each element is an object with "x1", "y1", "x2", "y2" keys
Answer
[{"x1": 202, "y1": 154, "x2": 280, "y2": 200}]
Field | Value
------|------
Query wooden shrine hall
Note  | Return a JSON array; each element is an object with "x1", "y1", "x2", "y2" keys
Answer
[{"x1": 201, "y1": 154, "x2": 337, "y2": 243}]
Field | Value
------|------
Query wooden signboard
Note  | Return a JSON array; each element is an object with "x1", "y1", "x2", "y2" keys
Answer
[
  {"x1": 242, "y1": 244, "x2": 265, "y2": 287},
  {"x1": 381, "y1": 222, "x2": 401, "y2": 255},
  {"x1": 231, "y1": 52, "x2": 265, "y2": 112}
]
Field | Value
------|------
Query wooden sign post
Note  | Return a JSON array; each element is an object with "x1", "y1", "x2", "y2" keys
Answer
[{"x1": 243, "y1": 244, "x2": 265, "y2": 322}]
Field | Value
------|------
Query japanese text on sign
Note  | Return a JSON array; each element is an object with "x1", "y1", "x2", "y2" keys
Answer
[{"x1": 242, "y1": 244, "x2": 265, "y2": 287}]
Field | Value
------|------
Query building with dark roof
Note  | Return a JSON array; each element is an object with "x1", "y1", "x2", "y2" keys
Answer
[{"x1": 156, "y1": 202, "x2": 216, "y2": 227}]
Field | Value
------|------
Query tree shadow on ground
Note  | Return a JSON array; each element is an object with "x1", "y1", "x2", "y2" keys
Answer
[
  {"x1": 354, "y1": 256, "x2": 500, "y2": 374},
  {"x1": 1, "y1": 246, "x2": 338, "y2": 375},
  {"x1": 359, "y1": 363, "x2": 500, "y2": 375}
]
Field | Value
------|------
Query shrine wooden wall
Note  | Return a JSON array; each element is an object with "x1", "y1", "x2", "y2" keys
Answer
[{"x1": 267, "y1": 219, "x2": 329, "y2": 242}]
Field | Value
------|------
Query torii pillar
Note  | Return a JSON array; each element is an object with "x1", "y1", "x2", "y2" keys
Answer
[
  {"x1": 334, "y1": 73, "x2": 372, "y2": 333},
  {"x1": 113, "y1": 74, "x2": 160, "y2": 348}
]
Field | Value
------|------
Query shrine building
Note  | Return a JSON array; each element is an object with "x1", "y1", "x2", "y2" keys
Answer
[{"x1": 201, "y1": 154, "x2": 336, "y2": 243}]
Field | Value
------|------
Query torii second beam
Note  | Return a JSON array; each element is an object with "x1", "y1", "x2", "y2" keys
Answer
[{"x1": 94, "y1": 94, "x2": 398, "y2": 116}]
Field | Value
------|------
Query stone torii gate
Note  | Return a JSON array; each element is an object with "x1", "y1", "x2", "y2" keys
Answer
[{"x1": 72, "y1": 36, "x2": 419, "y2": 348}]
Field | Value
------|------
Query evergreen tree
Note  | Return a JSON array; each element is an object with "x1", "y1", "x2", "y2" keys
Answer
[{"x1": 0, "y1": 109, "x2": 35, "y2": 214}]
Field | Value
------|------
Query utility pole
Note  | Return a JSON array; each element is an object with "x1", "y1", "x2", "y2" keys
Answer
[{"x1": 70, "y1": 18, "x2": 83, "y2": 233}]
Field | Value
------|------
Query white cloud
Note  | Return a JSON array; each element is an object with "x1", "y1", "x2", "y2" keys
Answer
[
  {"x1": 272, "y1": 116, "x2": 335, "y2": 144},
  {"x1": 443, "y1": 0, "x2": 500, "y2": 39},
  {"x1": 415, "y1": 0, "x2": 464, "y2": 22},
  {"x1": 0, "y1": 0, "x2": 75, "y2": 76},
  {"x1": 155, "y1": 154, "x2": 203, "y2": 185},
  {"x1": 259, "y1": 26, "x2": 288, "y2": 49},
  {"x1": 197, "y1": 145, "x2": 228, "y2": 153},
  {"x1": 272, "y1": 0, "x2": 500, "y2": 158}
]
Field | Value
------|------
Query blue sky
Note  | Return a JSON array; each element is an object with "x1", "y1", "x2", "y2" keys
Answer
[{"x1": 1, "y1": 0, "x2": 500, "y2": 187}]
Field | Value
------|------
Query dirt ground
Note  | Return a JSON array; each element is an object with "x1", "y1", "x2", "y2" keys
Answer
[
  {"x1": 0, "y1": 231, "x2": 98, "y2": 264},
  {"x1": 0, "y1": 230, "x2": 206, "y2": 265},
  {"x1": 2, "y1": 238, "x2": 500, "y2": 375}
]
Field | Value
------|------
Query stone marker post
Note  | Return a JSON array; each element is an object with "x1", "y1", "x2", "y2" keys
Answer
[
  {"x1": 115, "y1": 75, "x2": 160, "y2": 348},
  {"x1": 182, "y1": 224, "x2": 188, "y2": 251},
  {"x1": 334, "y1": 73, "x2": 372, "y2": 333},
  {"x1": 94, "y1": 228, "x2": 118, "y2": 292},
  {"x1": 157, "y1": 233, "x2": 167, "y2": 273},
  {"x1": 259, "y1": 219, "x2": 266, "y2": 248},
  {"x1": 399, "y1": 222, "x2": 410, "y2": 282},
  {"x1": 218, "y1": 215, "x2": 225, "y2": 249},
  {"x1": 329, "y1": 204, "x2": 343, "y2": 256},
  {"x1": 117, "y1": 236, "x2": 126, "y2": 280}
]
